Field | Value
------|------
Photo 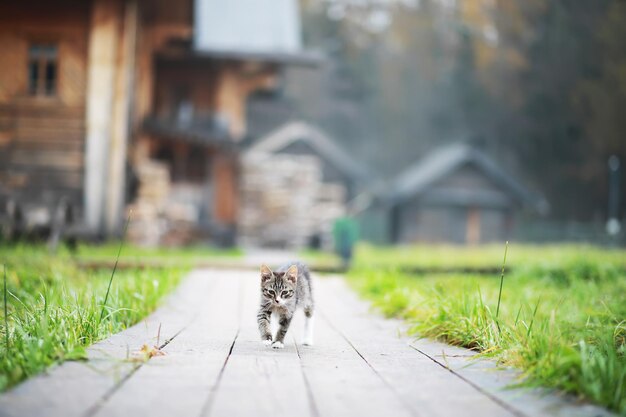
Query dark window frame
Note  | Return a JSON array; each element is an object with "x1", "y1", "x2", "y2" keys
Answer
[{"x1": 28, "y1": 44, "x2": 58, "y2": 97}]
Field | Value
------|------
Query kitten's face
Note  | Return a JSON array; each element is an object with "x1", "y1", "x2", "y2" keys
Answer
[{"x1": 260, "y1": 265, "x2": 297, "y2": 307}]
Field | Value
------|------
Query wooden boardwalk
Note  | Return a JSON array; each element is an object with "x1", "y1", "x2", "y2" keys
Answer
[{"x1": 0, "y1": 269, "x2": 614, "y2": 417}]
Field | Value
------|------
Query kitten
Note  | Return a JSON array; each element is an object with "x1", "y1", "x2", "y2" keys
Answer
[{"x1": 257, "y1": 262, "x2": 314, "y2": 349}]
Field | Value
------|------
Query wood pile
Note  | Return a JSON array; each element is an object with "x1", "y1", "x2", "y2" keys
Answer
[
  {"x1": 126, "y1": 159, "x2": 203, "y2": 247},
  {"x1": 239, "y1": 152, "x2": 346, "y2": 249},
  {"x1": 126, "y1": 159, "x2": 170, "y2": 246}
]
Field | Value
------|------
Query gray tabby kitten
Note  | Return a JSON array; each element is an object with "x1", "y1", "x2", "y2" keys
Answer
[{"x1": 257, "y1": 262, "x2": 314, "y2": 349}]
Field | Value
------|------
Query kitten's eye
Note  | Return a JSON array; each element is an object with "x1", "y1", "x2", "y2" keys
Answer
[
  {"x1": 282, "y1": 291, "x2": 292, "y2": 298},
  {"x1": 267, "y1": 290, "x2": 275, "y2": 296}
]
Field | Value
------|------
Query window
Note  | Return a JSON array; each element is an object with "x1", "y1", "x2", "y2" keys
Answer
[{"x1": 28, "y1": 44, "x2": 58, "y2": 96}]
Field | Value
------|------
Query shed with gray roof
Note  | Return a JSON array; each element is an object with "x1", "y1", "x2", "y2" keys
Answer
[{"x1": 387, "y1": 143, "x2": 547, "y2": 244}]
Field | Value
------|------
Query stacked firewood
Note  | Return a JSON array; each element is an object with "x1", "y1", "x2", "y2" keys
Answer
[
  {"x1": 126, "y1": 159, "x2": 170, "y2": 246},
  {"x1": 239, "y1": 152, "x2": 346, "y2": 249}
]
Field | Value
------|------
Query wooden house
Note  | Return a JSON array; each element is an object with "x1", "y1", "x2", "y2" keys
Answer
[
  {"x1": 0, "y1": 0, "x2": 315, "y2": 245},
  {"x1": 0, "y1": 0, "x2": 95, "y2": 237},
  {"x1": 240, "y1": 121, "x2": 368, "y2": 249},
  {"x1": 386, "y1": 143, "x2": 547, "y2": 244}
]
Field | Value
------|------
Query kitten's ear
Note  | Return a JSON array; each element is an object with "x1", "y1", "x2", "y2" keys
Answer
[
  {"x1": 260, "y1": 264, "x2": 273, "y2": 282},
  {"x1": 286, "y1": 264, "x2": 298, "y2": 283}
]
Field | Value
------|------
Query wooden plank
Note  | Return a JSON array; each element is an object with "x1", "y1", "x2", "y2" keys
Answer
[
  {"x1": 205, "y1": 270, "x2": 314, "y2": 417},
  {"x1": 91, "y1": 270, "x2": 242, "y2": 417},
  {"x1": 295, "y1": 282, "x2": 415, "y2": 417},
  {"x1": 15, "y1": 127, "x2": 84, "y2": 138},
  {"x1": 2, "y1": 104, "x2": 85, "y2": 118},
  {"x1": 1, "y1": 185, "x2": 82, "y2": 204},
  {"x1": 316, "y1": 276, "x2": 517, "y2": 417},
  {"x1": 212, "y1": 153, "x2": 238, "y2": 224},
  {"x1": 15, "y1": 118, "x2": 85, "y2": 130},
  {"x1": 0, "y1": 169, "x2": 83, "y2": 189},
  {"x1": 0, "y1": 115, "x2": 15, "y2": 130},
  {"x1": 0, "y1": 270, "x2": 208, "y2": 417},
  {"x1": 9, "y1": 149, "x2": 84, "y2": 169},
  {"x1": 408, "y1": 339, "x2": 616, "y2": 417},
  {"x1": 0, "y1": 361, "x2": 138, "y2": 417},
  {"x1": 12, "y1": 140, "x2": 84, "y2": 151}
]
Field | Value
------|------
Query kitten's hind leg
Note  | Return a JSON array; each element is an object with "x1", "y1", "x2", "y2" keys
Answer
[{"x1": 303, "y1": 306, "x2": 314, "y2": 346}]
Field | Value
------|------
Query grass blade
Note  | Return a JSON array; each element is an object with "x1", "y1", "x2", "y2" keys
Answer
[
  {"x1": 98, "y1": 212, "x2": 132, "y2": 325},
  {"x1": 496, "y1": 241, "x2": 509, "y2": 319},
  {"x1": 3, "y1": 264, "x2": 8, "y2": 351},
  {"x1": 527, "y1": 297, "x2": 541, "y2": 338}
]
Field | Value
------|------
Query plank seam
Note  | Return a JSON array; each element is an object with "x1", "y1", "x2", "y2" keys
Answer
[
  {"x1": 409, "y1": 345, "x2": 527, "y2": 417},
  {"x1": 80, "y1": 272, "x2": 216, "y2": 417},
  {"x1": 293, "y1": 336, "x2": 321, "y2": 417},
  {"x1": 198, "y1": 330, "x2": 239, "y2": 417},
  {"x1": 319, "y1": 311, "x2": 422, "y2": 417},
  {"x1": 81, "y1": 323, "x2": 189, "y2": 417},
  {"x1": 201, "y1": 271, "x2": 244, "y2": 417}
]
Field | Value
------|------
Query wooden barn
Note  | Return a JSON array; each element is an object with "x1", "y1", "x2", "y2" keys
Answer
[
  {"x1": 240, "y1": 121, "x2": 368, "y2": 249},
  {"x1": 386, "y1": 143, "x2": 547, "y2": 244},
  {"x1": 0, "y1": 0, "x2": 315, "y2": 245}
]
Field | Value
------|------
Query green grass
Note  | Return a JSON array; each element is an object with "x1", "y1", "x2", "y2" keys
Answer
[
  {"x1": 0, "y1": 245, "x2": 185, "y2": 391},
  {"x1": 353, "y1": 242, "x2": 626, "y2": 270},
  {"x1": 298, "y1": 249, "x2": 341, "y2": 268},
  {"x1": 74, "y1": 242, "x2": 243, "y2": 265},
  {"x1": 348, "y1": 245, "x2": 626, "y2": 415}
]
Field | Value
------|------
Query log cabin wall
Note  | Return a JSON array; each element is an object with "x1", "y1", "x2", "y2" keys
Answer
[
  {"x1": 0, "y1": 0, "x2": 256, "y2": 242},
  {"x1": 0, "y1": 0, "x2": 90, "y2": 210},
  {"x1": 84, "y1": 0, "x2": 194, "y2": 235}
]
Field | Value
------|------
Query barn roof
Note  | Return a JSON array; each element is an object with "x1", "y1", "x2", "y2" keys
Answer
[
  {"x1": 389, "y1": 143, "x2": 548, "y2": 212},
  {"x1": 245, "y1": 121, "x2": 370, "y2": 182},
  {"x1": 193, "y1": 0, "x2": 317, "y2": 65}
]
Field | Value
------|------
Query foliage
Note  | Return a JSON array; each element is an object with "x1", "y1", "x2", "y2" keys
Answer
[
  {"x1": 296, "y1": 0, "x2": 626, "y2": 221},
  {"x1": 0, "y1": 245, "x2": 185, "y2": 391},
  {"x1": 348, "y1": 244, "x2": 626, "y2": 415}
]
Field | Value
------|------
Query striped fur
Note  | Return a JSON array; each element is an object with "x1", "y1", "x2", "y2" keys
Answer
[{"x1": 258, "y1": 262, "x2": 314, "y2": 348}]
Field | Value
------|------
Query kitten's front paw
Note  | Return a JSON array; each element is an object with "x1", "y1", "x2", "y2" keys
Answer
[
  {"x1": 271, "y1": 341, "x2": 284, "y2": 349},
  {"x1": 262, "y1": 339, "x2": 273, "y2": 347}
]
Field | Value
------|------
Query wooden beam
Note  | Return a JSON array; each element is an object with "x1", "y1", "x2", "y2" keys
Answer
[
  {"x1": 106, "y1": 0, "x2": 138, "y2": 235},
  {"x1": 214, "y1": 63, "x2": 277, "y2": 141},
  {"x1": 466, "y1": 207, "x2": 481, "y2": 245},
  {"x1": 212, "y1": 152, "x2": 238, "y2": 224},
  {"x1": 84, "y1": 0, "x2": 122, "y2": 234}
]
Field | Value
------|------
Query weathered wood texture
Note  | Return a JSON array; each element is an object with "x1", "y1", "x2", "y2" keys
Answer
[
  {"x1": 91, "y1": 271, "x2": 240, "y2": 417},
  {"x1": 212, "y1": 153, "x2": 239, "y2": 224},
  {"x1": 0, "y1": 269, "x2": 210, "y2": 417},
  {"x1": 0, "y1": 103, "x2": 85, "y2": 205},
  {"x1": 0, "y1": 268, "x2": 615, "y2": 417},
  {"x1": 0, "y1": 1, "x2": 89, "y2": 206}
]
